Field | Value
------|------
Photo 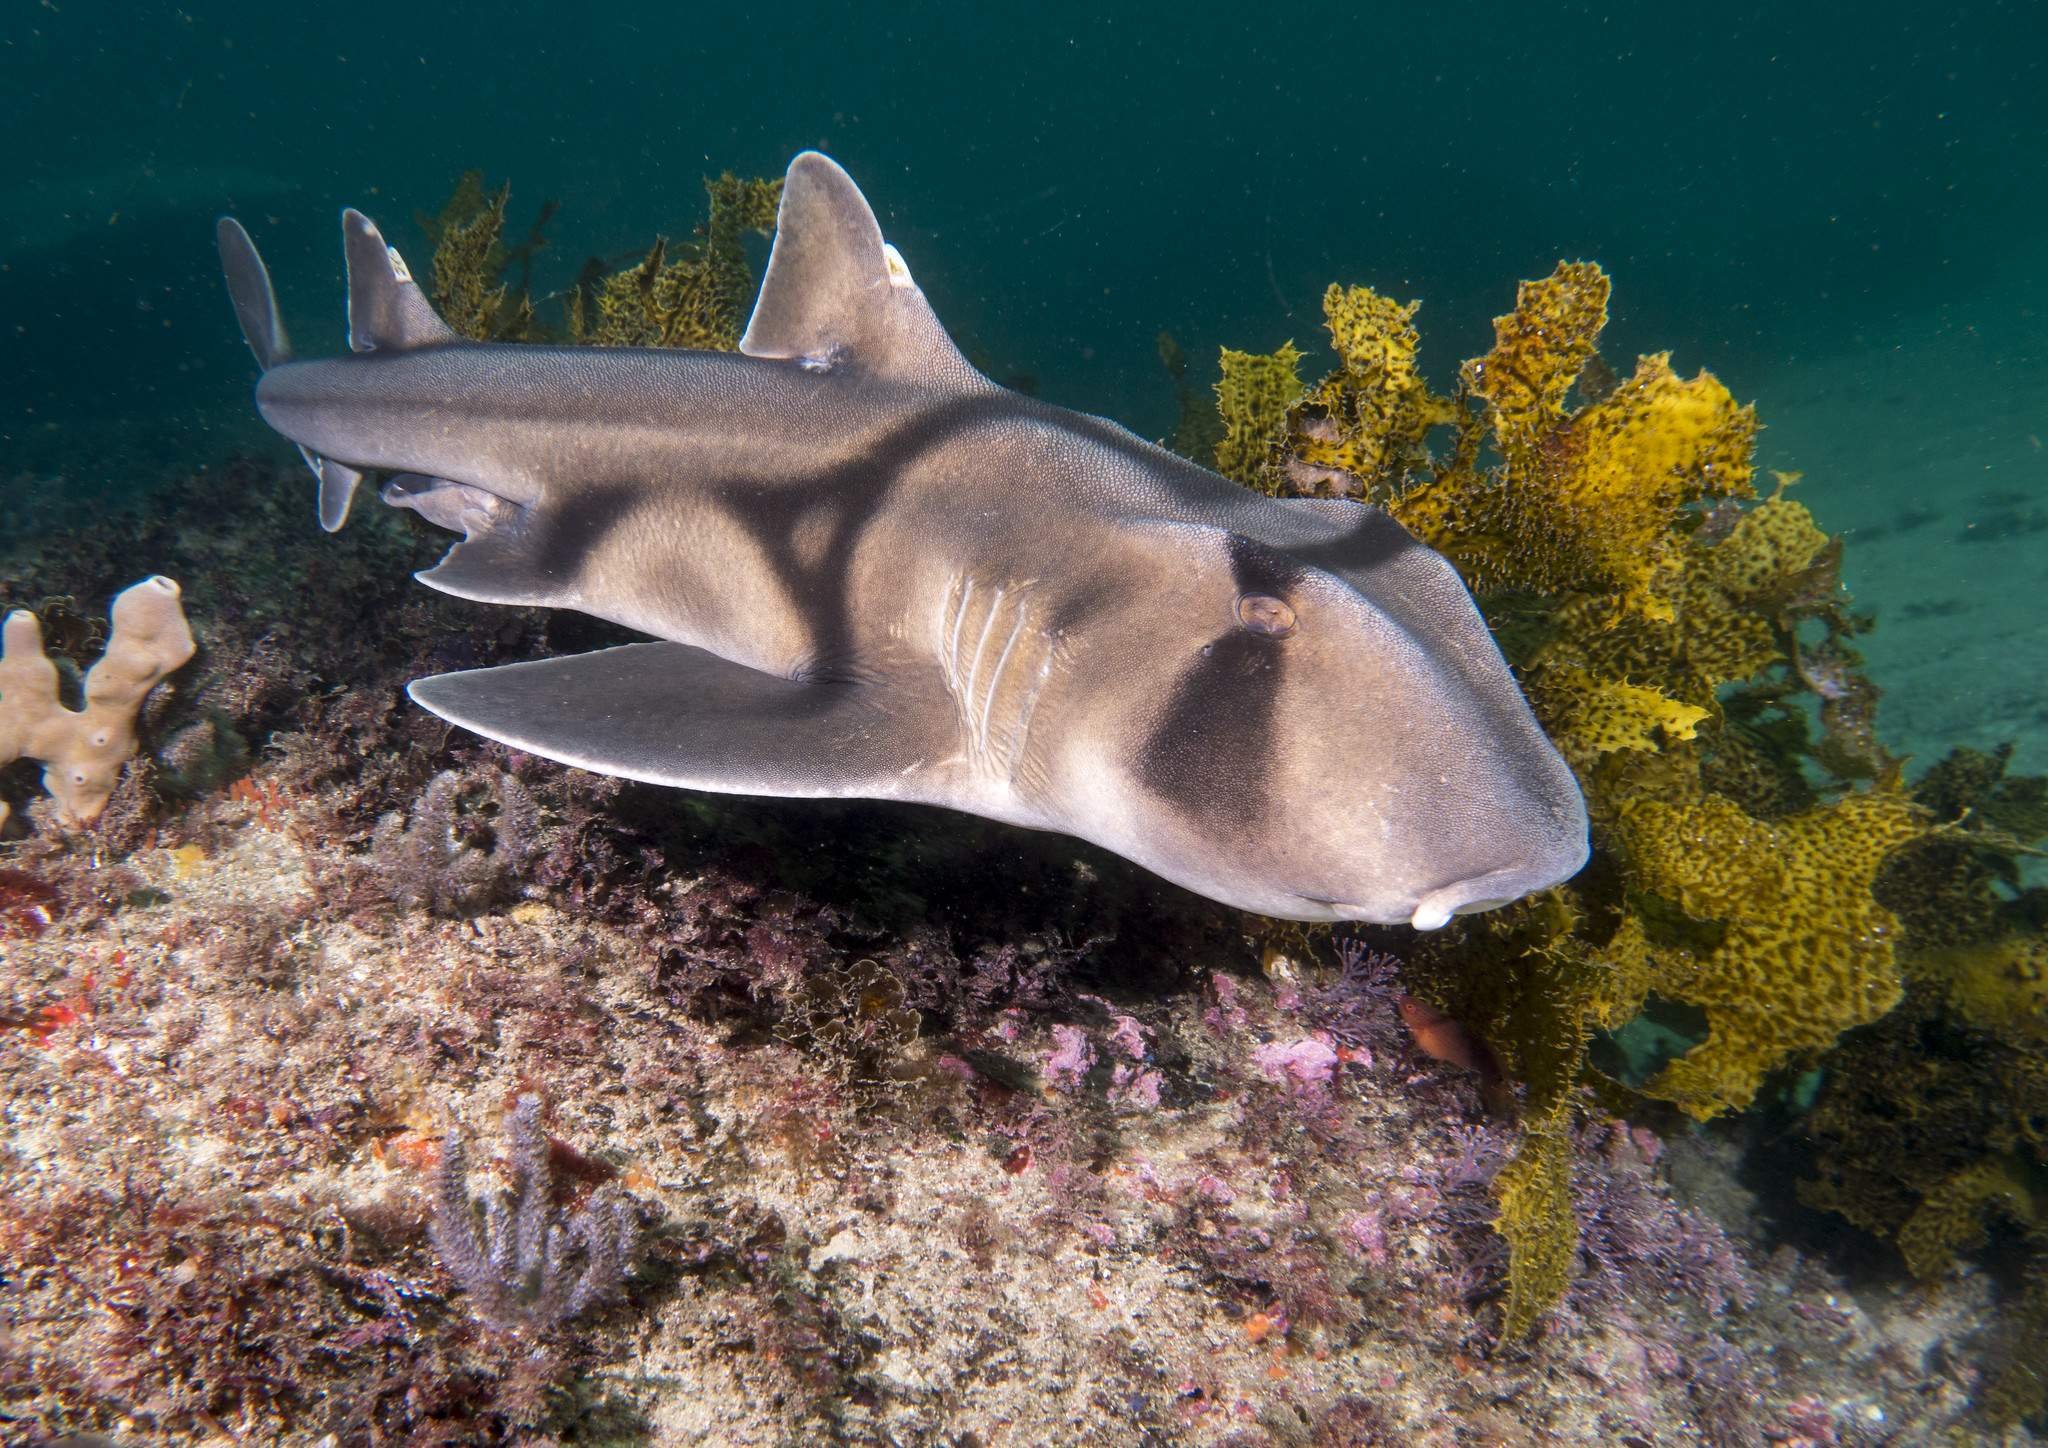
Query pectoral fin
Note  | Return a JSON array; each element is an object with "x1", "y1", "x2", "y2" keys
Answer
[{"x1": 408, "y1": 642, "x2": 939, "y2": 801}]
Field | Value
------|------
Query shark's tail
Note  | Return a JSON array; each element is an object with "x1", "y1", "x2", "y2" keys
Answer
[{"x1": 217, "y1": 211, "x2": 459, "y2": 532}]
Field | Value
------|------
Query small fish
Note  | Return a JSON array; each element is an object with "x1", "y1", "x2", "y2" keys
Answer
[
  {"x1": 1396, "y1": 996, "x2": 1498, "y2": 1080},
  {"x1": 216, "y1": 153, "x2": 1588, "y2": 927}
]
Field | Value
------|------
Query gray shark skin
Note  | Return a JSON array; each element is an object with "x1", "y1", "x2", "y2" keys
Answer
[{"x1": 217, "y1": 152, "x2": 1589, "y2": 928}]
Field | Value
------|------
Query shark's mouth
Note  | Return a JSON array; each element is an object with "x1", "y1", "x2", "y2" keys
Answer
[
  {"x1": 1405, "y1": 861, "x2": 1576, "y2": 931},
  {"x1": 1302, "y1": 858, "x2": 1572, "y2": 931}
]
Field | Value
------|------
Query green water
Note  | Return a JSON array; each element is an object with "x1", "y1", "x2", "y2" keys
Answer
[{"x1": 4, "y1": 1, "x2": 2044, "y2": 758}]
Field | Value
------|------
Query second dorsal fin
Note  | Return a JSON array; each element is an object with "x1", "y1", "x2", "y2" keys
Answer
[
  {"x1": 740, "y1": 152, "x2": 986, "y2": 391},
  {"x1": 342, "y1": 208, "x2": 459, "y2": 354}
]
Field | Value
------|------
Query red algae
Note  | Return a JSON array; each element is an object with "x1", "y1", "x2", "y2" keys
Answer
[{"x1": 0, "y1": 867, "x2": 63, "y2": 937}]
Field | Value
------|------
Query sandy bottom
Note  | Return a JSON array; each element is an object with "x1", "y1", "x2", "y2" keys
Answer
[{"x1": 1749, "y1": 288, "x2": 2047, "y2": 778}]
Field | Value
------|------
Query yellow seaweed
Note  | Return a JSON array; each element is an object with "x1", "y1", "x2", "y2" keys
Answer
[
  {"x1": 574, "y1": 173, "x2": 783, "y2": 351},
  {"x1": 1619, "y1": 785, "x2": 1927, "y2": 1116},
  {"x1": 420, "y1": 169, "x2": 780, "y2": 349},
  {"x1": 1290, "y1": 285, "x2": 1459, "y2": 497},
  {"x1": 424, "y1": 173, "x2": 521, "y2": 342},
  {"x1": 1492, "y1": 1125, "x2": 1576, "y2": 1340},
  {"x1": 1203, "y1": 254, "x2": 1953, "y2": 1334},
  {"x1": 1213, "y1": 341, "x2": 1305, "y2": 491}
]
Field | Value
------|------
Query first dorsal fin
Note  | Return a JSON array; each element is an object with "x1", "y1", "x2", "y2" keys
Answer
[
  {"x1": 342, "y1": 208, "x2": 458, "y2": 353},
  {"x1": 740, "y1": 152, "x2": 986, "y2": 390}
]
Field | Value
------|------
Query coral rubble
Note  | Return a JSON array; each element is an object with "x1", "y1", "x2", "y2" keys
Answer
[
  {"x1": 370, "y1": 766, "x2": 539, "y2": 917},
  {"x1": 0, "y1": 799, "x2": 1957, "y2": 1441}
]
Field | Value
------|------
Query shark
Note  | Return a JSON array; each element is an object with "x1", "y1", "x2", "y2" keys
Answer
[{"x1": 216, "y1": 152, "x2": 1588, "y2": 928}]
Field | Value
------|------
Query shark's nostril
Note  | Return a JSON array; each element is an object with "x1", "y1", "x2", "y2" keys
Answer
[{"x1": 1235, "y1": 593, "x2": 1295, "y2": 637}]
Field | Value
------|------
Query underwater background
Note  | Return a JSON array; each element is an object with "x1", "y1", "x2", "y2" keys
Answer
[
  {"x1": 5, "y1": 1, "x2": 2044, "y2": 767},
  {"x1": 4, "y1": 0, "x2": 2048, "y2": 765},
  {"x1": 4, "y1": 2, "x2": 2048, "y2": 1444},
  {"x1": 6, "y1": 1, "x2": 2046, "y2": 763}
]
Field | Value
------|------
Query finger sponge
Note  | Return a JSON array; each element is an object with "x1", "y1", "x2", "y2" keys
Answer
[{"x1": 0, "y1": 576, "x2": 197, "y2": 828}]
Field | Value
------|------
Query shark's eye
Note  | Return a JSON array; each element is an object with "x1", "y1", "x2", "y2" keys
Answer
[{"x1": 1235, "y1": 593, "x2": 1296, "y2": 637}]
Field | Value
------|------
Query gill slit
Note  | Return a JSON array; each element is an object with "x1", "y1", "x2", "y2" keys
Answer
[
  {"x1": 962, "y1": 585, "x2": 1008, "y2": 737},
  {"x1": 948, "y1": 576, "x2": 975, "y2": 680},
  {"x1": 1006, "y1": 652, "x2": 1055, "y2": 781},
  {"x1": 978, "y1": 609, "x2": 1031, "y2": 752}
]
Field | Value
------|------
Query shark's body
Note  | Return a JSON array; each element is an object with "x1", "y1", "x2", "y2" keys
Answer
[{"x1": 219, "y1": 153, "x2": 1588, "y2": 927}]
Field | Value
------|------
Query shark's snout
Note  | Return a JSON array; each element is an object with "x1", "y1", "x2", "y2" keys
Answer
[
  {"x1": 1306, "y1": 755, "x2": 1589, "y2": 929},
  {"x1": 1400, "y1": 774, "x2": 1590, "y2": 929},
  {"x1": 1314, "y1": 842, "x2": 1585, "y2": 930},
  {"x1": 1406, "y1": 853, "x2": 1582, "y2": 931}
]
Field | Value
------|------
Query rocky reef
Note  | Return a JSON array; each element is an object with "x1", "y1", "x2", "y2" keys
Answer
[{"x1": 1, "y1": 176, "x2": 2042, "y2": 1444}]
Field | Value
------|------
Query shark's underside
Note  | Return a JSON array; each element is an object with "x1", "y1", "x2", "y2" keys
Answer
[{"x1": 217, "y1": 152, "x2": 1589, "y2": 926}]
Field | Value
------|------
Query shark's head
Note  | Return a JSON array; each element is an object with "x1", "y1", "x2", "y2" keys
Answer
[{"x1": 1051, "y1": 515, "x2": 1589, "y2": 927}]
